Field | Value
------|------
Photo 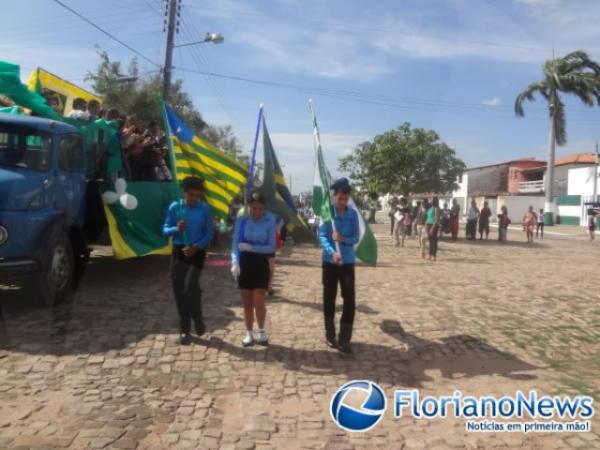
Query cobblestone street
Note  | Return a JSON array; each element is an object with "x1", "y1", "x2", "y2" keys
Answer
[{"x1": 1, "y1": 220, "x2": 599, "y2": 449}]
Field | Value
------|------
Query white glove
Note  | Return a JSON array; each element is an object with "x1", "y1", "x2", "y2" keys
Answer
[
  {"x1": 231, "y1": 264, "x2": 240, "y2": 279},
  {"x1": 238, "y1": 242, "x2": 252, "y2": 252}
]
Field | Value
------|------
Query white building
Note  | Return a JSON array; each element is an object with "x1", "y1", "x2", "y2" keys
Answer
[{"x1": 568, "y1": 165, "x2": 600, "y2": 196}]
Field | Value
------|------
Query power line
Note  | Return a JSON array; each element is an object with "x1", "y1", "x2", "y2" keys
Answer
[
  {"x1": 186, "y1": 4, "x2": 544, "y2": 53},
  {"x1": 50, "y1": 0, "x2": 160, "y2": 67},
  {"x1": 179, "y1": 17, "x2": 238, "y2": 125},
  {"x1": 172, "y1": 65, "x2": 600, "y2": 122}
]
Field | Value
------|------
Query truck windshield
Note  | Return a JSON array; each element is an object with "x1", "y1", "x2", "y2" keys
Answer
[{"x1": 0, "y1": 126, "x2": 51, "y2": 171}]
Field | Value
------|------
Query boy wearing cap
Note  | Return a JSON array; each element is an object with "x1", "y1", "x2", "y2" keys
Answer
[{"x1": 318, "y1": 178, "x2": 359, "y2": 354}]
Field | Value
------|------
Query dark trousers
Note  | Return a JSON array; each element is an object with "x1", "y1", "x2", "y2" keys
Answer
[
  {"x1": 466, "y1": 219, "x2": 477, "y2": 239},
  {"x1": 536, "y1": 222, "x2": 544, "y2": 236},
  {"x1": 390, "y1": 215, "x2": 395, "y2": 235},
  {"x1": 171, "y1": 246, "x2": 206, "y2": 334},
  {"x1": 322, "y1": 262, "x2": 356, "y2": 344},
  {"x1": 427, "y1": 225, "x2": 439, "y2": 257}
]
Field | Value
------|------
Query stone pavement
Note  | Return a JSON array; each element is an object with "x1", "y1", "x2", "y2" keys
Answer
[{"x1": 0, "y1": 219, "x2": 599, "y2": 449}]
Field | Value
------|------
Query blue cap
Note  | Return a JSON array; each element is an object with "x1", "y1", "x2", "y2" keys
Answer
[{"x1": 330, "y1": 177, "x2": 351, "y2": 192}]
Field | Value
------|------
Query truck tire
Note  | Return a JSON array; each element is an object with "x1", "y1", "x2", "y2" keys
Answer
[{"x1": 35, "y1": 232, "x2": 74, "y2": 307}]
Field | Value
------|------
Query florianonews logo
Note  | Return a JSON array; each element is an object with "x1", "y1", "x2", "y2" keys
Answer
[
  {"x1": 330, "y1": 383, "x2": 594, "y2": 433},
  {"x1": 330, "y1": 380, "x2": 387, "y2": 432}
]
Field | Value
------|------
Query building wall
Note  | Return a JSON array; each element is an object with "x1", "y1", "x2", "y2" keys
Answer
[
  {"x1": 467, "y1": 165, "x2": 508, "y2": 196},
  {"x1": 553, "y1": 165, "x2": 572, "y2": 197},
  {"x1": 452, "y1": 173, "x2": 469, "y2": 214},
  {"x1": 497, "y1": 195, "x2": 545, "y2": 224},
  {"x1": 568, "y1": 166, "x2": 600, "y2": 196},
  {"x1": 507, "y1": 161, "x2": 546, "y2": 194}
]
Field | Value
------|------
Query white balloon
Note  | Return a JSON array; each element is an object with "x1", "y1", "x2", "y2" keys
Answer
[
  {"x1": 115, "y1": 178, "x2": 127, "y2": 196},
  {"x1": 101, "y1": 191, "x2": 119, "y2": 204},
  {"x1": 120, "y1": 194, "x2": 138, "y2": 210}
]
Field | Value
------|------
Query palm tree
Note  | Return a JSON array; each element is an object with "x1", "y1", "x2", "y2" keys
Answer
[{"x1": 515, "y1": 50, "x2": 600, "y2": 225}]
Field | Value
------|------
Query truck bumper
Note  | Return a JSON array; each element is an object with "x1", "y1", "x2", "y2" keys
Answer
[{"x1": 0, "y1": 259, "x2": 40, "y2": 284}]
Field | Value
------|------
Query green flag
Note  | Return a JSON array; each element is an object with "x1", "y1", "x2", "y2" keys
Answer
[
  {"x1": 260, "y1": 118, "x2": 313, "y2": 242},
  {"x1": 99, "y1": 180, "x2": 177, "y2": 259},
  {"x1": 310, "y1": 102, "x2": 378, "y2": 266}
]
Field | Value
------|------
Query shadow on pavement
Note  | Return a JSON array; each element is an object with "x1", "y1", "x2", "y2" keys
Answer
[
  {"x1": 199, "y1": 318, "x2": 538, "y2": 389},
  {"x1": 0, "y1": 247, "x2": 238, "y2": 356}
]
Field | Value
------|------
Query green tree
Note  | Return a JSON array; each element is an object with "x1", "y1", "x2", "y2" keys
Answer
[
  {"x1": 339, "y1": 122, "x2": 465, "y2": 196},
  {"x1": 515, "y1": 50, "x2": 600, "y2": 224},
  {"x1": 86, "y1": 50, "x2": 242, "y2": 156}
]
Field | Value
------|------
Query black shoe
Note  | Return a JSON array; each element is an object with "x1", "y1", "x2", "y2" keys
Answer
[
  {"x1": 179, "y1": 333, "x2": 191, "y2": 345},
  {"x1": 195, "y1": 322, "x2": 206, "y2": 337},
  {"x1": 338, "y1": 342, "x2": 353, "y2": 354},
  {"x1": 268, "y1": 289, "x2": 275, "y2": 297},
  {"x1": 326, "y1": 337, "x2": 337, "y2": 349}
]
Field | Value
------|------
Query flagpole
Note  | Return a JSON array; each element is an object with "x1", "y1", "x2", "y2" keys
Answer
[
  {"x1": 245, "y1": 103, "x2": 264, "y2": 205},
  {"x1": 309, "y1": 99, "x2": 342, "y2": 264},
  {"x1": 160, "y1": 97, "x2": 188, "y2": 245}
]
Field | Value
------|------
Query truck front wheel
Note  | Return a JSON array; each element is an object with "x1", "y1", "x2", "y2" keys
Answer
[{"x1": 35, "y1": 232, "x2": 74, "y2": 307}]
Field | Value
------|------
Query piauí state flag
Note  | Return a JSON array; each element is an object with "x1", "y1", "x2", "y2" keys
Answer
[
  {"x1": 163, "y1": 103, "x2": 247, "y2": 221},
  {"x1": 260, "y1": 118, "x2": 313, "y2": 242},
  {"x1": 311, "y1": 109, "x2": 378, "y2": 266}
]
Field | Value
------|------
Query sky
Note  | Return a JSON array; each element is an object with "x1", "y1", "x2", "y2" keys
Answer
[{"x1": 2, "y1": 0, "x2": 600, "y2": 193}]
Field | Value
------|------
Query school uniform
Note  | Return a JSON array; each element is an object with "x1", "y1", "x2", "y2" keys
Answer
[
  {"x1": 163, "y1": 199, "x2": 213, "y2": 334},
  {"x1": 318, "y1": 208, "x2": 359, "y2": 346},
  {"x1": 232, "y1": 212, "x2": 276, "y2": 290}
]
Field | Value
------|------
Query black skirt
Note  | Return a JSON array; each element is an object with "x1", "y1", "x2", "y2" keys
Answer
[{"x1": 238, "y1": 251, "x2": 270, "y2": 290}]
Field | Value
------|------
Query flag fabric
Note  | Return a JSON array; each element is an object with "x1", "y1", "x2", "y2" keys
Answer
[
  {"x1": 260, "y1": 118, "x2": 313, "y2": 242},
  {"x1": 310, "y1": 105, "x2": 378, "y2": 266},
  {"x1": 99, "y1": 180, "x2": 177, "y2": 259},
  {"x1": 0, "y1": 60, "x2": 60, "y2": 120},
  {"x1": 163, "y1": 104, "x2": 247, "y2": 221}
]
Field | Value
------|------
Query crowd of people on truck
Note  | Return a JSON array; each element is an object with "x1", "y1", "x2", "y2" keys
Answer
[{"x1": 53, "y1": 96, "x2": 173, "y2": 182}]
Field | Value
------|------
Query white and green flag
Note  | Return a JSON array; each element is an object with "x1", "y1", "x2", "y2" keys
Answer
[{"x1": 310, "y1": 101, "x2": 378, "y2": 266}]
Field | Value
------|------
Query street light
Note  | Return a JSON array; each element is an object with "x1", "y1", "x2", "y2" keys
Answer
[{"x1": 174, "y1": 32, "x2": 224, "y2": 48}]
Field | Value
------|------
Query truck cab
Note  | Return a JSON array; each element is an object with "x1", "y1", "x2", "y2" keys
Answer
[{"x1": 0, "y1": 113, "x2": 89, "y2": 305}]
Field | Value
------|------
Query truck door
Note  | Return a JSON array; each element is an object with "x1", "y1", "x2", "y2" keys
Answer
[{"x1": 55, "y1": 133, "x2": 86, "y2": 224}]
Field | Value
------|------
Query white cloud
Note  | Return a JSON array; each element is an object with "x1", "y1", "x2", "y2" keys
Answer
[{"x1": 482, "y1": 97, "x2": 502, "y2": 107}]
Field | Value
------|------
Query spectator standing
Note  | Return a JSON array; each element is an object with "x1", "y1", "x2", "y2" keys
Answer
[
  {"x1": 498, "y1": 206, "x2": 511, "y2": 242},
  {"x1": 536, "y1": 209, "x2": 545, "y2": 239},
  {"x1": 466, "y1": 200, "x2": 480, "y2": 240},
  {"x1": 479, "y1": 201, "x2": 492, "y2": 240},
  {"x1": 426, "y1": 197, "x2": 441, "y2": 261},
  {"x1": 588, "y1": 212, "x2": 597, "y2": 241},
  {"x1": 522, "y1": 206, "x2": 537, "y2": 243},
  {"x1": 448, "y1": 199, "x2": 461, "y2": 240}
]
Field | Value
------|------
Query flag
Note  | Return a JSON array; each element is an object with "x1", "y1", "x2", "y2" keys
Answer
[
  {"x1": 0, "y1": 60, "x2": 60, "y2": 120},
  {"x1": 260, "y1": 118, "x2": 313, "y2": 242},
  {"x1": 99, "y1": 180, "x2": 177, "y2": 259},
  {"x1": 310, "y1": 103, "x2": 378, "y2": 266},
  {"x1": 163, "y1": 103, "x2": 247, "y2": 221}
]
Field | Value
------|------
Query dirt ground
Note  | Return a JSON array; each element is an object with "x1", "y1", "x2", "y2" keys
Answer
[{"x1": 0, "y1": 217, "x2": 599, "y2": 449}]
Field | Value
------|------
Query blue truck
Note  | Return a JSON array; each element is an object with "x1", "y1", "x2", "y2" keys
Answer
[{"x1": 0, "y1": 113, "x2": 94, "y2": 306}]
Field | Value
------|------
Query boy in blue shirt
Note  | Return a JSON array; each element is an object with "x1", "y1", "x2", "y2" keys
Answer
[
  {"x1": 163, "y1": 177, "x2": 213, "y2": 345},
  {"x1": 318, "y1": 178, "x2": 359, "y2": 354}
]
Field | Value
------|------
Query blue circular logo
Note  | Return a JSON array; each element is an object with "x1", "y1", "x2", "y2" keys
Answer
[{"x1": 330, "y1": 380, "x2": 387, "y2": 432}]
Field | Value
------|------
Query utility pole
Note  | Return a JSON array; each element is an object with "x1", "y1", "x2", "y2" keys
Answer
[
  {"x1": 593, "y1": 140, "x2": 599, "y2": 201},
  {"x1": 163, "y1": 0, "x2": 178, "y2": 101}
]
